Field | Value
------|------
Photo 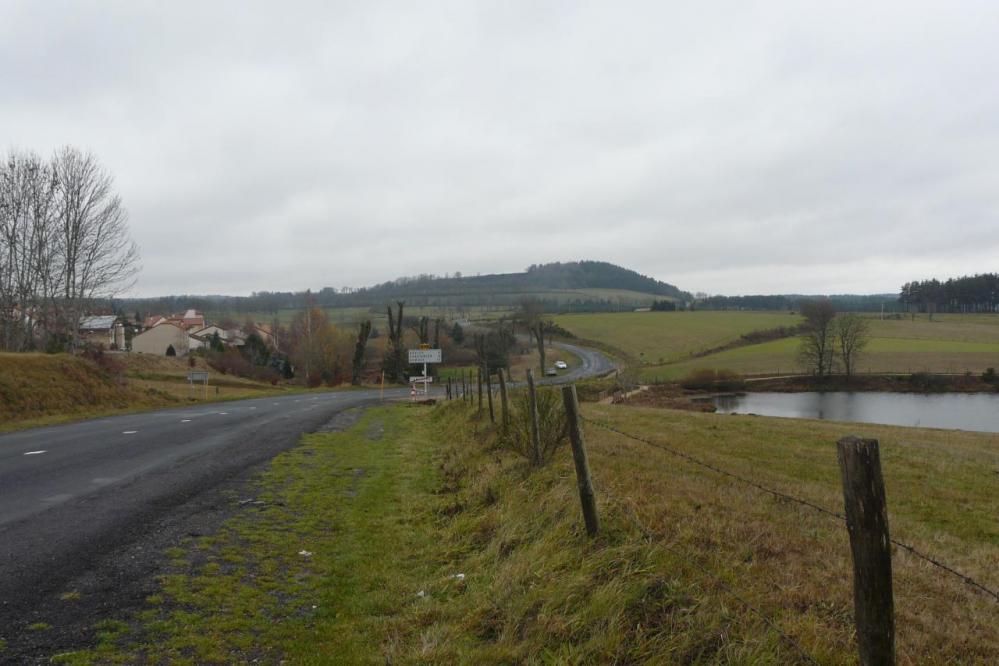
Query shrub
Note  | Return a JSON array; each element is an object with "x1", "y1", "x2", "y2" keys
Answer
[
  {"x1": 501, "y1": 388, "x2": 568, "y2": 464},
  {"x1": 983, "y1": 367, "x2": 997, "y2": 384},
  {"x1": 81, "y1": 345, "x2": 124, "y2": 381},
  {"x1": 908, "y1": 372, "x2": 949, "y2": 391},
  {"x1": 680, "y1": 368, "x2": 746, "y2": 391}
]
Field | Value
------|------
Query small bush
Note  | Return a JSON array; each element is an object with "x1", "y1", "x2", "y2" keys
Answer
[
  {"x1": 983, "y1": 367, "x2": 997, "y2": 384},
  {"x1": 80, "y1": 345, "x2": 124, "y2": 380},
  {"x1": 680, "y1": 368, "x2": 745, "y2": 391},
  {"x1": 908, "y1": 372, "x2": 949, "y2": 391},
  {"x1": 501, "y1": 388, "x2": 568, "y2": 464}
]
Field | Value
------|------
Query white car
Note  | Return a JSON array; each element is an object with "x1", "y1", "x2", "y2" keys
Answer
[{"x1": 554, "y1": 360, "x2": 568, "y2": 369}]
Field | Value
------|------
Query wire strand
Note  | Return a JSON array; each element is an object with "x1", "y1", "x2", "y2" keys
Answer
[
  {"x1": 600, "y1": 485, "x2": 822, "y2": 666},
  {"x1": 582, "y1": 416, "x2": 999, "y2": 604}
]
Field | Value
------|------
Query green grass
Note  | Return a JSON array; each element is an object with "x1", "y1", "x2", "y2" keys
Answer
[
  {"x1": 555, "y1": 311, "x2": 801, "y2": 364},
  {"x1": 61, "y1": 400, "x2": 998, "y2": 663},
  {"x1": 642, "y1": 335, "x2": 999, "y2": 381}
]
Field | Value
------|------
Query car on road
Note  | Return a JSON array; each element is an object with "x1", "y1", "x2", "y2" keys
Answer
[
  {"x1": 545, "y1": 367, "x2": 558, "y2": 376},
  {"x1": 554, "y1": 360, "x2": 568, "y2": 369}
]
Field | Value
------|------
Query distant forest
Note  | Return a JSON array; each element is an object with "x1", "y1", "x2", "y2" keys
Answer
[
  {"x1": 117, "y1": 261, "x2": 692, "y2": 316},
  {"x1": 899, "y1": 274, "x2": 999, "y2": 313},
  {"x1": 696, "y1": 294, "x2": 898, "y2": 313}
]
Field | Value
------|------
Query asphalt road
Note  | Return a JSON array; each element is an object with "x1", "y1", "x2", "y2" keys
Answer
[{"x1": 0, "y1": 345, "x2": 614, "y2": 661}]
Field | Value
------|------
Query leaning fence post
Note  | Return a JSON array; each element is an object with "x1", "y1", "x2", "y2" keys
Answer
[
  {"x1": 498, "y1": 367, "x2": 510, "y2": 428},
  {"x1": 526, "y1": 368, "x2": 542, "y2": 466},
  {"x1": 837, "y1": 436, "x2": 895, "y2": 666},
  {"x1": 485, "y1": 370, "x2": 496, "y2": 424},
  {"x1": 561, "y1": 385, "x2": 599, "y2": 537}
]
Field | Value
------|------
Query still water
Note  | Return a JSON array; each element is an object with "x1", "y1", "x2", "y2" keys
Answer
[{"x1": 713, "y1": 392, "x2": 999, "y2": 433}]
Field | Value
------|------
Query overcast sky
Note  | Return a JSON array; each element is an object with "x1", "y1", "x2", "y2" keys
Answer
[{"x1": 4, "y1": 1, "x2": 999, "y2": 297}]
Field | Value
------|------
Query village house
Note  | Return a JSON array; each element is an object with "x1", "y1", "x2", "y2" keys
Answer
[
  {"x1": 131, "y1": 322, "x2": 190, "y2": 356},
  {"x1": 79, "y1": 315, "x2": 125, "y2": 349}
]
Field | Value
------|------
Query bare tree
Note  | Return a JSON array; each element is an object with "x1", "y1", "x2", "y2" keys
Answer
[
  {"x1": 517, "y1": 296, "x2": 549, "y2": 373},
  {"x1": 798, "y1": 299, "x2": 837, "y2": 377},
  {"x1": 51, "y1": 147, "x2": 139, "y2": 348},
  {"x1": 0, "y1": 151, "x2": 60, "y2": 351},
  {"x1": 351, "y1": 319, "x2": 372, "y2": 385},
  {"x1": 836, "y1": 314, "x2": 871, "y2": 377},
  {"x1": 382, "y1": 301, "x2": 406, "y2": 382}
]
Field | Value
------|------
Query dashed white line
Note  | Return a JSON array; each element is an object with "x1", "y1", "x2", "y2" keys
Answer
[
  {"x1": 181, "y1": 419, "x2": 191, "y2": 423},
  {"x1": 122, "y1": 430, "x2": 138, "y2": 435},
  {"x1": 218, "y1": 412, "x2": 228, "y2": 415},
  {"x1": 23, "y1": 450, "x2": 46, "y2": 456}
]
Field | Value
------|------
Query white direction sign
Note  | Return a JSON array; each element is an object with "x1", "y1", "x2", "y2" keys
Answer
[
  {"x1": 409, "y1": 376, "x2": 434, "y2": 383},
  {"x1": 408, "y1": 349, "x2": 442, "y2": 364}
]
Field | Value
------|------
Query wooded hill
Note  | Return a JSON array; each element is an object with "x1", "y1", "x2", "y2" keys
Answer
[{"x1": 119, "y1": 261, "x2": 692, "y2": 315}]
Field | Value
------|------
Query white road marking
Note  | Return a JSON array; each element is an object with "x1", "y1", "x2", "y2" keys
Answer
[
  {"x1": 123, "y1": 430, "x2": 138, "y2": 434},
  {"x1": 23, "y1": 450, "x2": 46, "y2": 456},
  {"x1": 181, "y1": 419, "x2": 191, "y2": 423}
]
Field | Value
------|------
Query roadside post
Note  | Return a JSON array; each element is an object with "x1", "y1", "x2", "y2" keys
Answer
[
  {"x1": 187, "y1": 370, "x2": 209, "y2": 400},
  {"x1": 407, "y1": 345, "x2": 442, "y2": 396}
]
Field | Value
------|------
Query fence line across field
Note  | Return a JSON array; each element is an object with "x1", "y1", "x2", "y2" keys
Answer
[{"x1": 581, "y1": 416, "x2": 999, "y2": 604}]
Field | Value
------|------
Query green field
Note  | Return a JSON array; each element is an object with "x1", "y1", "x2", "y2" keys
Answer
[
  {"x1": 636, "y1": 317, "x2": 999, "y2": 381},
  {"x1": 58, "y1": 401, "x2": 998, "y2": 663},
  {"x1": 554, "y1": 311, "x2": 801, "y2": 363},
  {"x1": 550, "y1": 311, "x2": 999, "y2": 381}
]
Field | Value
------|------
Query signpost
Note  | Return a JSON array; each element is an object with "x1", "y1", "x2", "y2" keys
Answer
[
  {"x1": 407, "y1": 345, "x2": 442, "y2": 395},
  {"x1": 187, "y1": 370, "x2": 209, "y2": 400}
]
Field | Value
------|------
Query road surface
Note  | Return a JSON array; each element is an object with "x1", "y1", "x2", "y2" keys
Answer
[{"x1": 0, "y1": 345, "x2": 613, "y2": 662}]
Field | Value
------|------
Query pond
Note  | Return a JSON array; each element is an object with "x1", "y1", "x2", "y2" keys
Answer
[{"x1": 712, "y1": 392, "x2": 999, "y2": 433}]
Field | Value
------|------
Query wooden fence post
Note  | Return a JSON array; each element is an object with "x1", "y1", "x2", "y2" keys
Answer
[
  {"x1": 498, "y1": 367, "x2": 510, "y2": 428},
  {"x1": 526, "y1": 369, "x2": 542, "y2": 466},
  {"x1": 477, "y1": 366, "x2": 483, "y2": 415},
  {"x1": 561, "y1": 385, "x2": 599, "y2": 537},
  {"x1": 486, "y1": 369, "x2": 496, "y2": 424},
  {"x1": 837, "y1": 436, "x2": 895, "y2": 666}
]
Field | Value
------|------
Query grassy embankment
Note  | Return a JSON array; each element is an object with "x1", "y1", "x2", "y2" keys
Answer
[
  {"x1": 555, "y1": 311, "x2": 999, "y2": 382},
  {"x1": 0, "y1": 353, "x2": 304, "y2": 433},
  {"x1": 49, "y1": 399, "x2": 998, "y2": 664}
]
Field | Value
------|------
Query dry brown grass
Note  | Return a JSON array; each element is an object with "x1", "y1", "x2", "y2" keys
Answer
[{"x1": 412, "y1": 400, "x2": 998, "y2": 663}]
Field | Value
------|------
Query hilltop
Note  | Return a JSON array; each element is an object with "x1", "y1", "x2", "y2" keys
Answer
[{"x1": 118, "y1": 261, "x2": 691, "y2": 316}]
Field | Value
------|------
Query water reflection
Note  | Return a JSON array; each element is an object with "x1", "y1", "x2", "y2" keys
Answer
[{"x1": 713, "y1": 392, "x2": 999, "y2": 433}]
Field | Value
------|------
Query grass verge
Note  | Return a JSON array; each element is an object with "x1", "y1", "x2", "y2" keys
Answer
[{"x1": 51, "y1": 400, "x2": 998, "y2": 664}]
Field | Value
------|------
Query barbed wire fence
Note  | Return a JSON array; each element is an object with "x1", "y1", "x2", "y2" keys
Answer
[
  {"x1": 599, "y1": 483, "x2": 822, "y2": 665},
  {"x1": 581, "y1": 415, "x2": 999, "y2": 604}
]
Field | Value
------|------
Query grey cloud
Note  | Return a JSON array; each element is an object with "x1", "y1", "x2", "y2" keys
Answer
[{"x1": 3, "y1": 1, "x2": 999, "y2": 296}]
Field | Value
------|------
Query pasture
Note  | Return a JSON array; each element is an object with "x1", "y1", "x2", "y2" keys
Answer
[{"x1": 553, "y1": 311, "x2": 801, "y2": 363}]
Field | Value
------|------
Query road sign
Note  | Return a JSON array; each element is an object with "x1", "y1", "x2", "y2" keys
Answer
[
  {"x1": 409, "y1": 376, "x2": 434, "y2": 383},
  {"x1": 187, "y1": 371, "x2": 209, "y2": 382},
  {"x1": 408, "y1": 349, "x2": 441, "y2": 364}
]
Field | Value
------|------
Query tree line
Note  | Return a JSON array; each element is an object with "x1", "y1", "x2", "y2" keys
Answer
[
  {"x1": 0, "y1": 147, "x2": 139, "y2": 352},
  {"x1": 899, "y1": 274, "x2": 999, "y2": 313}
]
